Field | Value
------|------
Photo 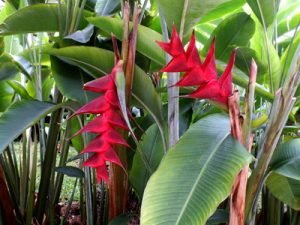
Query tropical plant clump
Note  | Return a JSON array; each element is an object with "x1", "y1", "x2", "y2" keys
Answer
[{"x1": 0, "y1": 0, "x2": 299, "y2": 225}]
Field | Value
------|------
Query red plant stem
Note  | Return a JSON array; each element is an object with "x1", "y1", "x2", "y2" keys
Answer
[
  {"x1": 229, "y1": 60, "x2": 257, "y2": 225},
  {"x1": 0, "y1": 164, "x2": 16, "y2": 225},
  {"x1": 112, "y1": 34, "x2": 121, "y2": 62},
  {"x1": 229, "y1": 91, "x2": 246, "y2": 225},
  {"x1": 108, "y1": 1, "x2": 139, "y2": 220},
  {"x1": 125, "y1": 2, "x2": 139, "y2": 103}
]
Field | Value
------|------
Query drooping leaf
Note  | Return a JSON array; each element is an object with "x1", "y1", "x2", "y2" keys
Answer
[
  {"x1": 266, "y1": 173, "x2": 300, "y2": 210},
  {"x1": 6, "y1": 80, "x2": 33, "y2": 100},
  {"x1": 0, "y1": 100, "x2": 59, "y2": 154},
  {"x1": 87, "y1": 16, "x2": 165, "y2": 65},
  {"x1": 156, "y1": 0, "x2": 228, "y2": 35},
  {"x1": 95, "y1": 0, "x2": 120, "y2": 16},
  {"x1": 0, "y1": 4, "x2": 92, "y2": 35},
  {"x1": 0, "y1": 53, "x2": 19, "y2": 81},
  {"x1": 246, "y1": 0, "x2": 280, "y2": 27},
  {"x1": 65, "y1": 24, "x2": 94, "y2": 43},
  {"x1": 55, "y1": 166, "x2": 84, "y2": 178},
  {"x1": 269, "y1": 139, "x2": 300, "y2": 180},
  {"x1": 235, "y1": 47, "x2": 268, "y2": 77},
  {"x1": 50, "y1": 56, "x2": 98, "y2": 105},
  {"x1": 129, "y1": 124, "x2": 164, "y2": 198},
  {"x1": 199, "y1": 0, "x2": 245, "y2": 24},
  {"x1": 141, "y1": 114, "x2": 252, "y2": 225},
  {"x1": 0, "y1": 81, "x2": 13, "y2": 112},
  {"x1": 203, "y1": 12, "x2": 255, "y2": 61}
]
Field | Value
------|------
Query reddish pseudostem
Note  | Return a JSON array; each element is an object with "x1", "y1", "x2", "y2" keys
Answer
[
  {"x1": 0, "y1": 164, "x2": 16, "y2": 225},
  {"x1": 229, "y1": 60, "x2": 257, "y2": 225},
  {"x1": 108, "y1": 1, "x2": 139, "y2": 220}
]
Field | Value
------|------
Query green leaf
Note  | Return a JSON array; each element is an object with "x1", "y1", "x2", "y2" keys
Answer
[
  {"x1": 246, "y1": 0, "x2": 280, "y2": 27},
  {"x1": 280, "y1": 33, "x2": 300, "y2": 82},
  {"x1": 0, "y1": 100, "x2": 58, "y2": 153},
  {"x1": 269, "y1": 139, "x2": 300, "y2": 180},
  {"x1": 6, "y1": 80, "x2": 33, "y2": 100},
  {"x1": 0, "y1": 53, "x2": 19, "y2": 81},
  {"x1": 250, "y1": 19, "x2": 281, "y2": 89},
  {"x1": 47, "y1": 46, "x2": 164, "y2": 127},
  {"x1": 203, "y1": 12, "x2": 255, "y2": 60},
  {"x1": 156, "y1": 0, "x2": 228, "y2": 35},
  {"x1": 129, "y1": 124, "x2": 164, "y2": 198},
  {"x1": 0, "y1": 81, "x2": 13, "y2": 112},
  {"x1": 0, "y1": 4, "x2": 92, "y2": 35},
  {"x1": 235, "y1": 47, "x2": 268, "y2": 77},
  {"x1": 95, "y1": 0, "x2": 120, "y2": 16},
  {"x1": 87, "y1": 16, "x2": 165, "y2": 65},
  {"x1": 277, "y1": 6, "x2": 300, "y2": 36},
  {"x1": 266, "y1": 173, "x2": 300, "y2": 210},
  {"x1": 0, "y1": 1, "x2": 15, "y2": 24},
  {"x1": 55, "y1": 166, "x2": 84, "y2": 178},
  {"x1": 199, "y1": 0, "x2": 245, "y2": 24},
  {"x1": 108, "y1": 213, "x2": 134, "y2": 225},
  {"x1": 50, "y1": 56, "x2": 98, "y2": 105},
  {"x1": 206, "y1": 209, "x2": 229, "y2": 225},
  {"x1": 69, "y1": 116, "x2": 84, "y2": 153},
  {"x1": 141, "y1": 114, "x2": 252, "y2": 225}
]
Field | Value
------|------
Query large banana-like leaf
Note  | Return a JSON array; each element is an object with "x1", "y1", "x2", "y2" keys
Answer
[
  {"x1": 156, "y1": 0, "x2": 228, "y2": 35},
  {"x1": 47, "y1": 46, "x2": 164, "y2": 128},
  {"x1": 0, "y1": 4, "x2": 92, "y2": 35},
  {"x1": 203, "y1": 13, "x2": 255, "y2": 60},
  {"x1": 266, "y1": 139, "x2": 300, "y2": 210},
  {"x1": 198, "y1": 0, "x2": 245, "y2": 24},
  {"x1": 51, "y1": 56, "x2": 98, "y2": 105},
  {"x1": 141, "y1": 114, "x2": 252, "y2": 225},
  {"x1": 269, "y1": 139, "x2": 300, "y2": 181},
  {"x1": 130, "y1": 124, "x2": 164, "y2": 199},
  {"x1": 266, "y1": 173, "x2": 300, "y2": 210},
  {"x1": 0, "y1": 100, "x2": 59, "y2": 153}
]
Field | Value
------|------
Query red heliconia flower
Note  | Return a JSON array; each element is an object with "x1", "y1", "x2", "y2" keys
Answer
[
  {"x1": 187, "y1": 50, "x2": 236, "y2": 105},
  {"x1": 156, "y1": 26, "x2": 190, "y2": 72},
  {"x1": 70, "y1": 61, "x2": 128, "y2": 183},
  {"x1": 157, "y1": 27, "x2": 236, "y2": 107}
]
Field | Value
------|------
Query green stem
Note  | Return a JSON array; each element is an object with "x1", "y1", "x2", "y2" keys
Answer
[
  {"x1": 139, "y1": 0, "x2": 149, "y2": 23},
  {"x1": 256, "y1": 0, "x2": 274, "y2": 93},
  {"x1": 35, "y1": 90, "x2": 63, "y2": 224}
]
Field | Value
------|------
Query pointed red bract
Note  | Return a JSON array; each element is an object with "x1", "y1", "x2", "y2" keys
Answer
[
  {"x1": 70, "y1": 96, "x2": 110, "y2": 118},
  {"x1": 156, "y1": 26, "x2": 184, "y2": 57},
  {"x1": 96, "y1": 165, "x2": 109, "y2": 183},
  {"x1": 70, "y1": 62, "x2": 129, "y2": 183},
  {"x1": 84, "y1": 75, "x2": 114, "y2": 92},
  {"x1": 157, "y1": 28, "x2": 236, "y2": 107}
]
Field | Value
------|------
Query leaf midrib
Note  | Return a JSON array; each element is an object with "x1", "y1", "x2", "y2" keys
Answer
[{"x1": 174, "y1": 131, "x2": 230, "y2": 225}]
